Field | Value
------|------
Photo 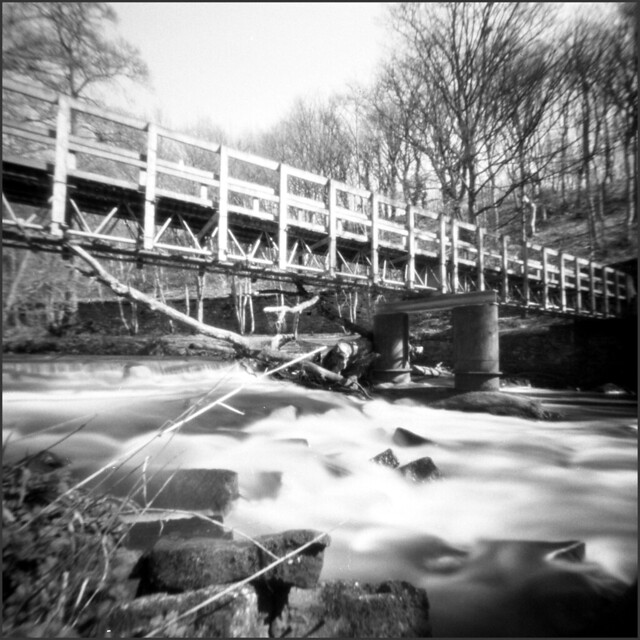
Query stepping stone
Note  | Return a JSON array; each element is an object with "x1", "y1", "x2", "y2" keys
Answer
[
  {"x1": 122, "y1": 513, "x2": 231, "y2": 551},
  {"x1": 138, "y1": 529, "x2": 330, "y2": 594},
  {"x1": 282, "y1": 580, "x2": 431, "y2": 638},
  {"x1": 101, "y1": 583, "x2": 266, "y2": 638}
]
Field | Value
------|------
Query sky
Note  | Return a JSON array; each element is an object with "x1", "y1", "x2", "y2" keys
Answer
[{"x1": 113, "y1": 3, "x2": 388, "y2": 138}]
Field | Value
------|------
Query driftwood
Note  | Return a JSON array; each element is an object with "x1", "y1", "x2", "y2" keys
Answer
[
  {"x1": 263, "y1": 295, "x2": 320, "y2": 338},
  {"x1": 67, "y1": 244, "x2": 253, "y2": 356},
  {"x1": 65, "y1": 244, "x2": 373, "y2": 394}
]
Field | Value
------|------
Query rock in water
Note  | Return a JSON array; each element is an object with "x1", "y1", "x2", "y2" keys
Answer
[
  {"x1": 279, "y1": 580, "x2": 432, "y2": 637},
  {"x1": 370, "y1": 448, "x2": 400, "y2": 469},
  {"x1": 101, "y1": 584, "x2": 267, "y2": 638},
  {"x1": 123, "y1": 514, "x2": 231, "y2": 551},
  {"x1": 137, "y1": 529, "x2": 330, "y2": 594},
  {"x1": 430, "y1": 391, "x2": 559, "y2": 420},
  {"x1": 392, "y1": 427, "x2": 435, "y2": 447},
  {"x1": 399, "y1": 457, "x2": 441, "y2": 482},
  {"x1": 130, "y1": 468, "x2": 239, "y2": 515}
]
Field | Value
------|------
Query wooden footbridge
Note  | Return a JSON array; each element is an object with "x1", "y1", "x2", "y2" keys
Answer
[{"x1": 2, "y1": 79, "x2": 631, "y2": 320}]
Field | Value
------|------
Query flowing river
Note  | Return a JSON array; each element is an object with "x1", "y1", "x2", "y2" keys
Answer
[{"x1": 3, "y1": 355, "x2": 637, "y2": 637}]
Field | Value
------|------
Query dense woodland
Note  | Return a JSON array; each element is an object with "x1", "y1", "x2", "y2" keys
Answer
[{"x1": 2, "y1": 2, "x2": 637, "y2": 335}]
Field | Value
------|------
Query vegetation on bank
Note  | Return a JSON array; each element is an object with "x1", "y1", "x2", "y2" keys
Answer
[{"x1": 2, "y1": 456, "x2": 134, "y2": 637}]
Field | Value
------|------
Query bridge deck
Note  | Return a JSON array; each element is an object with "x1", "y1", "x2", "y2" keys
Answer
[{"x1": 2, "y1": 79, "x2": 630, "y2": 318}]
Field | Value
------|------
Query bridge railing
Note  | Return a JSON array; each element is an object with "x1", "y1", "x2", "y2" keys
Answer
[{"x1": 2, "y1": 79, "x2": 631, "y2": 318}]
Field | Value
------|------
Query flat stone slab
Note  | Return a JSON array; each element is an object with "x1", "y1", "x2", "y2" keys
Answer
[
  {"x1": 132, "y1": 468, "x2": 239, "y2": 514},
  {"x1": 277, "y1": 580, "x2": 432, "y2": 637},
  {"x1": 123, "y1": 514, "x2": 231, "y2": 551},
  {"x1": 100, "y1": 583, "x2": 267, "y2": 638},
  {"x1": 139, "y1": 529, "x2": 330, "y2": 593}
]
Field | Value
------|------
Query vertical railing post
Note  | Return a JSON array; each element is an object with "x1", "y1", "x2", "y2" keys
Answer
[
  {"x1": 370, "y1": 192, "x2": 379, "y2": 284},
  {"x1": 614, "y1": 270, "x2": 622, "y2": 316},
  {"x1": 143, "y1": 123, "x2": 157, "y2": 251},
  {"x1": 476, "y1": 226, "x2": 485, "y2": 291},
  {"x1": 501, "y1": 234, "x2": 509, "y2": 303},
  {"x1": 406, "y1": 205, "x2": 416, "y2": 290},
  {"x1": 438, "y1": 214, "x2": 447, "y2": 293},
  {"x1": 51, "y1": 94, "x2": 71, "y2": 237},
  {"x1": 602, "y1": 267, "x2": 610, "y2": 318},
  {"x1": 522, "y1": 241, "x2": 530, "y2": 306},
  {"x1": 451, "y1": 218, "x2": 459, "y2": 293},
  {"x1": 559, "y1": 252, "x2": 567, "y2": 312},
  {"x1": 542, "y1": 247, "x2": 549, "y2": 310},
  {"x1": 278, "y1": 163, "x2": 288, "y2": 271},
  {"x1": 588, "y1": 261, "x2": 596, "y2": 315},
  {"x1": 328, "y1": 178, "x2": 337, "y2": 277},
  {"x1": 217, "y1": 145, "x2": 229, "y2": 262},
  {"x1": 575, "y1": 256, "x2": 582, "y2": 314}
]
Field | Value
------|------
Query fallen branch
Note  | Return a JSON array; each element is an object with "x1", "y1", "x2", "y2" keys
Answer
[{"x1": 67, "y1": 244, "x2": 253, "y2": 356}]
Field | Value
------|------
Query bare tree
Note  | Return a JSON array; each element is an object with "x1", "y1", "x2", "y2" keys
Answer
[
  {"x1": 387, "y1": 2, "x2": 560, "y2": 222},
  {"x1": 3, "y1": 2, "x2": 148, "y2": 99}
]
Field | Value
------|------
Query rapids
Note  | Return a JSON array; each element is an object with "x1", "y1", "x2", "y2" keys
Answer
[{"x1": 3, "y1": 356, "x2": 637, "y2": 637}]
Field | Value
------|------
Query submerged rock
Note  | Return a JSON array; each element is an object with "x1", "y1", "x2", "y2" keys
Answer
[
  {"x1": 277, "y1": 580, "x2": 432, "y2": 637},
  {"x1": 137, "y1": 529, "x2": 330, "y2": 594},
  {"x1": 399, "y1": 457, "x2": 441, "y2": 483},
  {"x1": 430, "y1": 391, "x2": 559, "y2": 420},
  {"x1": 370, "y1": 448, "x2": 400, "y2": 469},
  {"x1": 392, "y1": 427, "x2": 435, "y2": 447}
]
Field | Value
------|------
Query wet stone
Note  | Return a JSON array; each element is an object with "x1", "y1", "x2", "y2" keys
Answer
[
  {"x1": 430, "y1": 391, "x2": 560, "y2": 420},
  {"x1": 392, "y1": 427, "x2": 435, "y2": 447},
  {"x1": 276, "y1": 580, "x2": 432, "y2": 638},
  {"x1": 133, "y1": 468, "x2": 239, "y2": 515},
  {"x1": 100, "y1": 583, "x2": 267, "y2": 638},
  {"x1": 399, "y1": 457, "x2": 441, "y2": 483},
  {"x1": 123, "y1": 515, "x2": 231, "y2": 551},
  {"x1": 138, "y1": 529, "x2": 330, "y2": 594},
  {"x1": 370, "y1": 448, "x2": 400, "y2": 469}
]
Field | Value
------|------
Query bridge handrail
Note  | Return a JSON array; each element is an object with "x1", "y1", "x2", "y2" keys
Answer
[{"x1": 1, "y1": 79, "x2": 631, "y2": 317}]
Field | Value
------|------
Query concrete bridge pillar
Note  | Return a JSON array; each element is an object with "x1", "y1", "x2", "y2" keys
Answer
[
  {"x1": 372, "y1": 312, "x2": 411, "y2": 384},
  {"x1": 452, "y1": 303, "x2": 500, "y2": 391}
]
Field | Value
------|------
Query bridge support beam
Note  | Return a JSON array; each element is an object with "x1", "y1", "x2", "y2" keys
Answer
[
  {"x1": 372, "y1": 312, "x2": 411, "y2": 384},
  {"x1": 452, "y1": 303, "x2": 500, "y2": 391}
]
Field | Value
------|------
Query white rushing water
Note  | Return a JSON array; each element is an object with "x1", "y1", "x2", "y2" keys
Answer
[{"x1": 3, "y1": 356, "x2": 637, "y2": 637}]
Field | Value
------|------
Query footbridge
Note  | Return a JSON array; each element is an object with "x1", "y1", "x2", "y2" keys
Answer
[{"x1": 2, "y1": 79, "x2": 631, "y2": 320}]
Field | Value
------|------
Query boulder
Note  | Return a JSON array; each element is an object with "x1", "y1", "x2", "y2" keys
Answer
[
  {"x1": 123, "y1": 514, "x2": 231, "y2": 551},
  {"x1": 399, "y1": 457, "x2": 441, "y2": 482},
  {"x1": 370, "y1": 448, "x2": 400, "y2": 469},
  {"x1": 138, "y1": 529, "x2": 330, "y2": 594},
  {"x1": 392, "y1": 428, "x2": 434, "y2": 447},
  {"x1": 430, "y1": 391, "x2": 559, "y2": 420},
  {"x1": 100, "y1": 583, "x2": 267, "y2": 638},
  {"x1": 274, "y1": 580, "x2": 432, "y2": 637},
  {"x1": 132, "y1": 468, "x2": 239, "y2": 514}
]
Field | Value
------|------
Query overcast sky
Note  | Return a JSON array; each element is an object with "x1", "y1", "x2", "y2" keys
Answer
[{"x1": 114, "y1": 3, "x2": 387, "y2": 137}]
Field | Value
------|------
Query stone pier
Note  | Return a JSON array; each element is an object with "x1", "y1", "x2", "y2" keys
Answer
[{"x1": 373, "y1": 290, "x2": 500, "y2": 391}]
